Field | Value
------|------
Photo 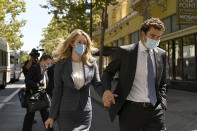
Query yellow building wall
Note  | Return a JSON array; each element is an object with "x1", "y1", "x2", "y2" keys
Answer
[
  {"x1": 105, "y1": 15, "x2": 143, "y2": 45},
  {"x1": 151, "y1": 0, "x2": 176, "y2": 19},
  {"x1": 104, "y1": 0, "x2": 177, "y2": 46},
  {"x1": 126, "y1": 0, "x2": 133, "y2": 16},
  {"x1": 93, "y1": 0, "x2": 177, "y2": 47},
  {"x1": 107, "y1": 5, "x2": 113, "y2": 28},
  {"x1": 107, "y1": 0, "x2": 128, "y2": 28}
]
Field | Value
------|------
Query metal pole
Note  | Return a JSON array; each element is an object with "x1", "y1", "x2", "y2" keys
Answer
[{"x1": 90, "y1": 0, "x2": 93, "y2": 40}]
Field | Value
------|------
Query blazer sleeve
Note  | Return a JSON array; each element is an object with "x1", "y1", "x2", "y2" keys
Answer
[
  {"x1": 49, "y1": 62, "x2": 63, "y2": 120},
  {"x1": 22, "y1": 60, "x2": 29, "y2": 78},
  {"x1": 91, "y1": 62, "x2": 103, "y2": 97},
  {"x1": 25, "y1": 65, "x2": 38, "y2": 90},
  {"x1": 159, "y1": 52, "x2": 168, "y2": 108},
  {"x1": 102, "y1": 48, "x2": 121, "y2": 92}
]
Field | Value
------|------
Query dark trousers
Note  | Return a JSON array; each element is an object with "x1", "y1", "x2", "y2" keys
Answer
[
  {"x1": 119, "y1": 101, "x2": 166, "y2": 131},
  {"x1": 22, "y1": 108, "x2": 54, "y2": 131}
]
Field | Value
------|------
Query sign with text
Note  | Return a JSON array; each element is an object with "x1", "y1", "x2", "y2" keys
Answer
[{"x1": 177, "y1": 0, "x2": 197, "y2": 25}]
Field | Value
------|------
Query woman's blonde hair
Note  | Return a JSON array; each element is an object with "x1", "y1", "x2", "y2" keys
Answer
[{"x1": 55, "y1": 29, "x2": 94, "y2": 66}]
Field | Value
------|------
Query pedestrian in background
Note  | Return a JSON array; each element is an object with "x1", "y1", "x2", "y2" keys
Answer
[
  {"x1": 45, "y1": 29, "x2": 102, "y2": 131},
  {"x1": 22, "y1": 48, "x2": 39, "y2": 78},
  {"x1": 46, "y1": 57, "x2": 56, "y2": 98},
  {"x1": 102, "y1": 18, "x2": 168, "y2": 131},
  {"x1": 22, "y1": 54, "x2": 54, "y2": 131},
  {"x1": 22, "y1": 48, "x2": 40, "y2": 124}
]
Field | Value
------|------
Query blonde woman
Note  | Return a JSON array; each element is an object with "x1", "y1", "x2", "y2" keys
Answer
[{"x1": 45, "y1": 29, "x2": 103, "y2": 131}]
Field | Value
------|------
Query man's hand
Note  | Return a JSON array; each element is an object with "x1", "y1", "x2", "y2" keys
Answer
[
  {"x1": 102, "y1": 90, "x2": 118, "y2": 108},
  {"x1": 45, "y1": 118, "x2": 54, "y2": 129},
  {"x1": 161, "y1": 103, "x2": 166, "y2": 110}
]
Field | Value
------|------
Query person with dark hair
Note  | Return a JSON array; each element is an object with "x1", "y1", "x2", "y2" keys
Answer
[
  {"x1": 22, "y1": 48, "x2": 40, "y2": 124},
  {"x1": 102, "y1": 18, "x2": 168, "y2": 131},
  {"x1": 46, "y1": 57, "x2": 55, "y2": 98},
  {"x1": 22, "y1": 48, "x2": 40, "y2": 78},
  {"x1": 22, "y1": 54, "x2": 54, "y2": 131}
]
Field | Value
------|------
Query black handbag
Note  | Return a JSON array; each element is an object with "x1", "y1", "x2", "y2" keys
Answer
[
  {"x1": 27, "y1": 89, "x2": 51, "y2": 113},
  {"x1": 18, "y1": 88, "x2": 28, "y2": 108}
]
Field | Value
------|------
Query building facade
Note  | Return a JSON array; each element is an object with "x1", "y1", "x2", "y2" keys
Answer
[{"x1": 93, "y1": 0, "x2": 197, "y2": 91}]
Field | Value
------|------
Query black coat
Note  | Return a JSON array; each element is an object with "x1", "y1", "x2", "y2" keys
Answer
[
  {"x1": 25, "y1": 63, "x2": 47, "y2": 91},
  {"x1": 22, "y1": 60, "x2": 37, "y2": 78},
  {"x1": 46, "y1": 64, "x2": 55, "y2": 97}
]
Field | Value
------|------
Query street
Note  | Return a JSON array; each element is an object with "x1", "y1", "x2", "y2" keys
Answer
[{"x1": 0, "y1": 78, "x2": 197, "y2": 131}]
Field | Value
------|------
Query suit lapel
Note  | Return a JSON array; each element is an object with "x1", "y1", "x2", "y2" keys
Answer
[
  {"x1": 65, "y1": 57, "x2": 88, "y2": 88},
  {"x1": 66, "y1": 57, "x2": 74, "y2": 85},
  {"x1": 129, "y1": 43, "x2": 138, "y2": 74},
  {"x1": 153, "y1": 48, "x2": 160, "y2": 88},
  {"x1": 126, "y1": 43, "x2": 138, "y2": 91},
  {"x1": 83, "y1": 63, "x2": 88, "y2": 86}
]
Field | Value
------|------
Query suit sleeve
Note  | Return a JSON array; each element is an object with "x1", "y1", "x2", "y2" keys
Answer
[
  {"x1": 49, "y1": 62, "x2": 63, "y2": 120},
  {"x1": 160, "y1": 52, "x2": 168, "y2": 108},
  {"x1": 22, "y1": 60, "x2": 29, "y2": 78},
  {"x1": 25, "y1": 65, "x2": 38, "y2": 90},
  {"x1": 91, "y1": 62, "x2": 103, "y2": 97},
  {"x1": 101, "y1": 48, "x2": 121, "y2": 92}
]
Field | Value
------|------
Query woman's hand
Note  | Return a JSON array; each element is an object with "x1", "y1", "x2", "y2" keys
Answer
[{"x1": 45, "y1": 118, "x2": 54, "y2": 129}]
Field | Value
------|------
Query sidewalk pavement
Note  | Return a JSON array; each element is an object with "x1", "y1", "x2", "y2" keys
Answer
[
  {"x1": 90, "y1": 87, "x2": 197, "y2": 131},
  {"x1": 1, "y1": 78, "x2": 197, "y2": 131}
]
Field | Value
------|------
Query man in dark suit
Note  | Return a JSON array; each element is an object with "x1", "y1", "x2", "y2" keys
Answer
[
  {"x1": 102, "y1": 18, "x2": 168, "y2": 131},
  {"x1": 46, "y1": 58, "x2": 55, "y2": 98},
  {"x1": 22, "y1": 48, "x2": 39, "y2": 78}
]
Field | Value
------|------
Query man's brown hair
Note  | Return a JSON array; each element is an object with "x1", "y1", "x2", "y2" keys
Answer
[{"x1": 140, "y1": 18, "x2": 165, "y2": 34}]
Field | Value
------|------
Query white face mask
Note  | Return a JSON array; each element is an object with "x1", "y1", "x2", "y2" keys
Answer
[{"x1": 145, "y1": 37, "x2": 160, "y2": 49}]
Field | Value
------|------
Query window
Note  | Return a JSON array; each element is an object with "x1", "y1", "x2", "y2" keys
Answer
[
  {"x1": 159, "y1": 41, "x2": 169, "y2": 56},
  {"x1": 10, "y1": 56, "x2": 14, "y2": 64},
  {"x1": 130, "y1": 31, "x2": 139, "y2": 44},
  {"x1": 180, "y1": 25, "x2": 191, "y2": 30},
  {"x1": 163, "y1": 17, "x2": 171, "y2": 35},
  {"x1": 119, "y1": 37, "x2": 125, "y2": 46},
  {"x1": 168, "y1": 41, "x2": 174, "y2": 80},
  {"x1": 182, "y1": 35, "x2": 196, "y2": 80},
  {"x1": 3, "y1": 51, "x2": 5, "y2": 66},
  {"x1": 0, "y1": 50, "x2": 2, "y2": 66},
  {"x1": 172, "y1": 15, "x2": 179, "y2": 32},
  {"x1": 174, "y1": 39, "x2": 183, "y2": 80},
  {"x1": 112, "y1": 40, "x2": 118, "y2": 47}
]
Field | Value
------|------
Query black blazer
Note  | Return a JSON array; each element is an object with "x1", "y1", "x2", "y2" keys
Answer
[
  {"x1": 102, "y1": 43, "x2": 168, "y2": 121},
  {"x1": 22, "y1": 60, "x2": 37, "y2": 78},
  {"x1": 25, "y1": 63, "x2": 47, "y2": 91},
  {"x1": 46, "y1": 64, "x2": 55, "y2": 97},
  {"x1": 49, "y1": 57, "x2": 103, "y2": 120}
]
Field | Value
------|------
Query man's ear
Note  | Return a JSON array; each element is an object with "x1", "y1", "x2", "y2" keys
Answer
[{"x1": 141, "y1": 31, "x2": 146, "y2": 41}]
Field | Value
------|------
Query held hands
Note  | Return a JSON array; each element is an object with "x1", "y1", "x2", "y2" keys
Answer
[
  {"x1": 39, "y1": 82, "x2": 44, "y2": 87},
  {"x1": 37, "y1": 82, "x2": 44, "y2": 88},
  {"x1": 102, "y1": 90, "x2": 118, "y2": 108},
  {"x1": 45, "y1": 118, "x2": 54, "y2": 129}
]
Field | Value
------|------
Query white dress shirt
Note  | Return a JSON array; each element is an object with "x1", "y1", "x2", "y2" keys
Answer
[
  {"x1": 72, "y1": 61, "x2": 85, "y2": 90},
  {"x1": 126, "y1": 41, "x2": 156, "y2": 102}
]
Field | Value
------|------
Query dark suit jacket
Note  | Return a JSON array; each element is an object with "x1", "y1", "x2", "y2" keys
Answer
[
  {"x1": 22, "y1": 60, "x2": 37, "y2": 78},
  {"x1": 102, "y1": 43, "x2": 168, "y2": 121},
  {"x1": 25, "y1": 63, "x2": 47, "y2": 91},
  {"x1": 46, "y1": 64, "x2": 55, "y2": 97},
  {"x1": 49, "y1": 57, "x2": 103, "y2": 120}
]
